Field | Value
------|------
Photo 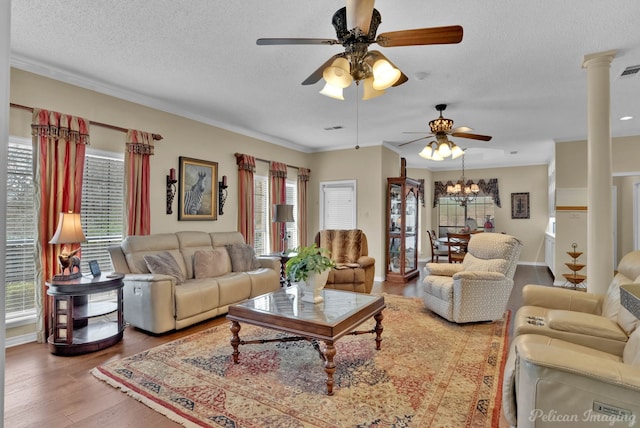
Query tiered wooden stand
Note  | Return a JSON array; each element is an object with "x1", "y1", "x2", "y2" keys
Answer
[{"x1": 562, "y1": 243, "x2": 586, "y2": 291}]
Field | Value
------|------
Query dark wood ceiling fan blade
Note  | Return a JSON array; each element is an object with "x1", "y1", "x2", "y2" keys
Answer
[
  {"x1": 393, "y1": 71, "x2": 409, "y2": 87},
  {"x1": 376, "y1": 25, "x2": 463, "y2": 47},
  {"x1": 399, "y1": 136, "x2": 430, "y2": 146},
  {"x1": 451, "y1": 132, "x2": 492, "y2": 141},
  {"x1": 301, "y1": 54, "x2": 343, "y2": 85},
  {"x1": 257, "y1": 38, "x2": 339, "y2": 46}
]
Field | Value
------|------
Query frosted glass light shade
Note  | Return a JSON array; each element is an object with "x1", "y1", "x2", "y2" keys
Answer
[
  {"x1": 437, "y1": 141, "x2": 451, "y2": 157},
  {"x1": 323, "y1": 57, "x2": 352, "y2": 89},
  {"x1": 372, "y1": 59, "x2": 401, "y2": 90},
  {"x1": 450, "y1": 144, "x2": 465, "y2": 159},
  {"x1": 418, "y1": 145, "x2": 434, "y2": 159},
  {"x1": 320, "y1": 82, "x2": 344, "y2": 100},
  {"x1": 362, "y1": 77, "x2": 385, "y2": 100}
]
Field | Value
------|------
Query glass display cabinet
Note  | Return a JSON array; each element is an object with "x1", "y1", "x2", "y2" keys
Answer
[{"x1": 386, "y1": 177, "x2": 420, "y2": 282}]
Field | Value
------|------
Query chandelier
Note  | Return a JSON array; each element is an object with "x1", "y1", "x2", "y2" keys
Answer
[
  {"x1": 319, "y1": 46, "x2": 403, "y2": 101},
  {"x1": 446, "y1": 155, "x2": 479, "y2": 206}
]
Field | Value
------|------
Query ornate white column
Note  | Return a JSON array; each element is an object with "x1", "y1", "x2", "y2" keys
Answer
[{"x1": 582, "y1": 50, "x2": 617, "y2": 294}]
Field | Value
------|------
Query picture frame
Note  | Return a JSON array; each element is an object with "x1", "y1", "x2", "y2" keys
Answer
[
  {"x1": 178, "y1": 156, "x2": 218, "y2": 221},
  {"x1": 511, "y1": 192, "x2": 530, "y2": 219},
  {"x1": 88, "y1": 260, "x2": 101, "y2": 277}
]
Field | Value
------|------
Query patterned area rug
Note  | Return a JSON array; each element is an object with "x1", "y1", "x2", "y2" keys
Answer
[{"x1": 92, "y1": 295, "x2": 510, "y2": 427}]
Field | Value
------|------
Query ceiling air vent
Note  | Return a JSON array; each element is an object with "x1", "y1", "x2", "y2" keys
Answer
[{"x1": 620, "y1": 65, "x2": 640, "y2": 78}]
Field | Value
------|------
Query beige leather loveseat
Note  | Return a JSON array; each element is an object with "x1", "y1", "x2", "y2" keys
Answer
[{"x1": 108, "y1": 231, "x2": 280, "y2": 334}]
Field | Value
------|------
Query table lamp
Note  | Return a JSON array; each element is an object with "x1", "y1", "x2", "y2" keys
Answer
[
  {"x1": 49, "y1": 211, "x2": 87, "y2": 281},
  {"x1": 273, "y1": 204, "x2": 294, "y2": 253}
]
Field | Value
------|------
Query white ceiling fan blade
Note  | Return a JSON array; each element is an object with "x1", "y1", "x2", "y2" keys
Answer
[{"x1": 346, "y1": 0, "x2": 375, "y2": 34}]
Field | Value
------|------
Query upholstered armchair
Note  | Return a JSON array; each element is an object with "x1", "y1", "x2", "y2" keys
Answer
[
  {"x1": 314, "y1": 229, "x2": 375, "y2": 294},
  {"x1": 502, "y1": 330, "x2": 640, "y2": 427},
  {"x1": 513, "y1": 250, "x2": 640, "y2": 355},
  {"x1": 420, "y1": 233, "x2": 523, "y2": 323}
]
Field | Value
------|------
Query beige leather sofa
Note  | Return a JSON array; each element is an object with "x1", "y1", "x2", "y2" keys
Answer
[
  {"x1": 514, "y1": 250, "x2": 640, "y2": 355},
  {"x1": 108, "y1": 231, "x2": 280, "y2": 334},
  {"x1": 314, "y1": 229, "x2": 375, "y2": 294}
]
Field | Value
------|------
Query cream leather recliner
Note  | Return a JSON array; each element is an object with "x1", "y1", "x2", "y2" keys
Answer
[
  {"x1": 420, "y1": 232, "x2": 523, "y2": 323},
  {"x1": 514, "y1": 250, "x2": 640, "y2": 355},
  {"x1": 502, "y1": 330, "x2": 640, "y2": 427}
]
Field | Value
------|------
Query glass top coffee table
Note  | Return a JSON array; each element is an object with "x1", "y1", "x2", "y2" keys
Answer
[{"x1": 227, "y1": 287, "x2": 386, "y2": 395}]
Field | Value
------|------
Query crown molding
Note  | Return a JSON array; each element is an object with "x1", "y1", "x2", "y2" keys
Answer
[{"x1": 10, "y1": 54, "x2": 311, "y2": 153}]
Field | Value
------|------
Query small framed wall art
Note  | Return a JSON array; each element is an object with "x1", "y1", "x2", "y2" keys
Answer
[
  {"x1": 511, "y1": 192, "x2": 530, "y2": 219},
  {"x1": 178, "y1": 156, "x2": 218, "y2": 221}
]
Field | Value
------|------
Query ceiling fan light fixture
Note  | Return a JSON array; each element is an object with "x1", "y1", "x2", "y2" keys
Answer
[
  {"x1": 362, "y1": 77, "x2": 385, "y2": 100},
  {"x1": 429, "y1": 117, "x2": 454, "y2": 133},
  {"x1": 319, "y1": 82, "x2": 344, "y2": 100},
  {"x1": 372, "y1": 59, "x2": 401, "y2": 90},
  {"x1": 450, "y1": 143, "x2": 465, "y2": 159}
]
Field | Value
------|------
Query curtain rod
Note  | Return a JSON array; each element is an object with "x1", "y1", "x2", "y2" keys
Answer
[
  {"x1": 236, "y1": 152, "x2": 306, "y2": 171},
  {"x1": 9, "y1": 102, "x2": 163, "y2": 141}
]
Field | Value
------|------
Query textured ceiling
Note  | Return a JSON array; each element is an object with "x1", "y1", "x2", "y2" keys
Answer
[{"x1": 10, "y1": 0, "x2": 640, "y2": 171}]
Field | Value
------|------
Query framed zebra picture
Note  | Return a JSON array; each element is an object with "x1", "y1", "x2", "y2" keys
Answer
[{"x1": 178, "y1": 156, "x2": 218, "y2": 220}]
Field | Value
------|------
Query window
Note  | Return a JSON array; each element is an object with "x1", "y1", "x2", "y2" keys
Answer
[
  {"x1": 253, "y1": 175, "x2": 269, "y2": 255},
  {"x1": 320, "y1": 180, "x2": 356, "y2": 230},
  {"x1": 438, "y1": 195, "x2": 495, "y2": 235},
  {"x1": 285, "y1": 180, "x2": 298, "y2": 249},
  {"x1": 4, "y1": 141, "x2": 124, "y2": 322},
  {"x1": 5, "y1": 138, "x2": 36, "y2": 321},
  {"x1": 253, "y1": 175, "x2": 299, "y2": 255},
  {"x1": 80, "y1": 150, "x2": 124, "y2": 272}
]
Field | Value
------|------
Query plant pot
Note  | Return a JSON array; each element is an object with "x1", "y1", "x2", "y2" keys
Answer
[{"x1": 296, "y1": 269, "x2": 330, "y2": 304}]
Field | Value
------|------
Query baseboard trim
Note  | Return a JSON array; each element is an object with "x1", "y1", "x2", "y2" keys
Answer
[{"x1": 5, "y1": 332, "x2": 37, "y2": 348}]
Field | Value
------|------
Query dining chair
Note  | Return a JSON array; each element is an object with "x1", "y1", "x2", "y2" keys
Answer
[
  {"x1": 447, "y1": 232, "x2": 470, "y2": 263},
  {"x1": 429, "y1": 230, "x2": 448, "y2": 263}
]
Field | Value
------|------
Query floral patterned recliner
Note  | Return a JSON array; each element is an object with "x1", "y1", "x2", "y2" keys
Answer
[{"x1": 420, "y1": 232, "x2": 523, "y2": 323}]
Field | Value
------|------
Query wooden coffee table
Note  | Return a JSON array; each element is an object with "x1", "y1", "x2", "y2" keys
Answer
[{"x1": 227, "y1": 288, "x2": 385, "y2": 395}]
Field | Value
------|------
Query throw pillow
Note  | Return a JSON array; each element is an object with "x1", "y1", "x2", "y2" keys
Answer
[
  {"x1": 194, "y1": 248, "x2": 230, "y2": 279},
  {"x1": 144, "y1": 251, "x2": 186, "y2": 284},
  {"x1": 226, "y1": 243, "x2": 261, "y2": 272}
]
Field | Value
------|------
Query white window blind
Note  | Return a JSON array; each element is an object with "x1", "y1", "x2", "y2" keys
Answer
[
  {"x1": 5, "y1": 141, "x2": 36, "y2": 320},
  {"x1": 320, "y1": 180, "x2": 356, "y2": 230},
  {"x1": 253, "y1": 175, "x2": 269, "y2": 255},
  {"x1": 80, "y1": 152, "x2": 124, "y2": 273},
  {"x1": 285, "y1": 180, "x2": 298, "y2": 250}
]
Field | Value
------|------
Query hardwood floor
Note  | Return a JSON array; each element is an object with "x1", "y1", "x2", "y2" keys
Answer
[{"x1": 4, "y1": 264, "x2": 553, "y2": 428}]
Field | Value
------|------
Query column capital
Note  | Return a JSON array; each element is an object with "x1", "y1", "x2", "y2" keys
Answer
[{"x1": 582, "y1": 49, "x2": 617, "y2": 69}]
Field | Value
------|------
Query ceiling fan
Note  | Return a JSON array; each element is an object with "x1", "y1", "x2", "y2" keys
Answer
[
  {"x1": 257, "y1": 0, "x2": 463, "y2": 100},
  {"x1": 399, "y1": 104, "x2": 492, "y2": 160}
]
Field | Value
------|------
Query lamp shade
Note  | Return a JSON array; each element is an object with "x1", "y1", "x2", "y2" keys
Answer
[
  {"x1": 372, "y1": 59, "x2": 401, "y2": 90},
  {"x1": 273, "y1": 204, "x2": 294, "y2": 223},
  {"x1": 323, "y1": 58, "x2": 352, "y2": 89},
  {"x1": 319, "y1": 82, "x2": 344, "y2": 100},
  {"x1": 450, "y1": 143, "x2": 465, "y2": 159},
  {"x1": 362, "y1": 77, "x2": 385, "y2": 100},
  {"x1": 49, "y1": 212, "x2": 86, "y2": 244}
]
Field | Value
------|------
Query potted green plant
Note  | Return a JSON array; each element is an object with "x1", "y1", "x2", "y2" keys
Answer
[{"x1": 285, "y1": 244, "x2": 335, "y2": 303}]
